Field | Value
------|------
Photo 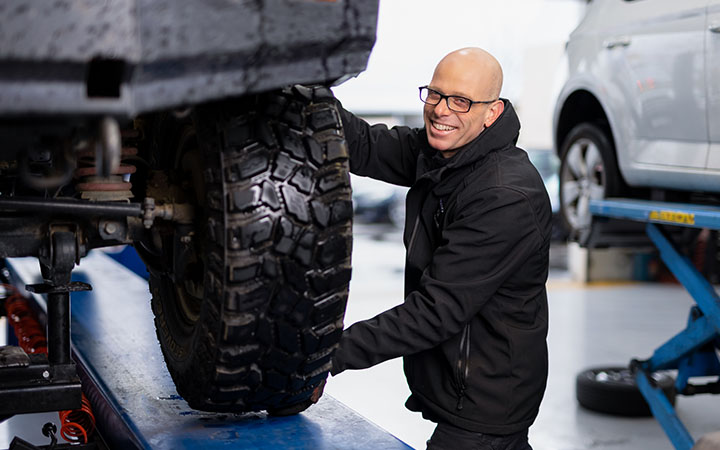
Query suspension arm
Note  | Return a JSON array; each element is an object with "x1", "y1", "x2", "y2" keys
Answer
[{"x1": 0, "y1": 197, "x2": 143, "y2": 217}]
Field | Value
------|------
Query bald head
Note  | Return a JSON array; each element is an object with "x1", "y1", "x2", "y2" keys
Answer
[
  {"x1": 423, "y1": 47, "x2": 506, "y2": 156},
  {"x1": 433, "y1": 47, "x2": 503, "y2": 101}
]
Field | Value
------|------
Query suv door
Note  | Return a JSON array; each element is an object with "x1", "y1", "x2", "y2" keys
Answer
[
  {"x1": 608, "y1": 0, "x2": 708, "y2": 170},
  {"x1": 706, "y1": 1, "x2": 720, "y2": 169}
]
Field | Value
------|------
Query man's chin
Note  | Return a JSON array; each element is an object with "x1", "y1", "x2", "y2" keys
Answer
[{"x1": 427, "y1": 136, "x2": 455, "y2": 152}]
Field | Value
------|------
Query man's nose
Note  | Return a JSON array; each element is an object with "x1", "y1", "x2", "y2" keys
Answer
[{"x1": 433, "y1": 99, "x2": 452, "y2": 116}]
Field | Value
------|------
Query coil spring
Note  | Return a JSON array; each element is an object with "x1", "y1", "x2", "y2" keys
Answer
[
  {"x1": 4, "y1": 289, "x2": 47, "y2": 354},
  {"x1": 2, "y1": 284, "x2": 96, "y2": 443},
  {"x1": 58, "y1": 395, "x2": 96, "y2": 443},
  {"x1": 74, "y1": 129, "x2": 139, "y2": 201}
]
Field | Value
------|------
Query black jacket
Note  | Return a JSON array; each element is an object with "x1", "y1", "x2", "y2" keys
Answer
[{"x1": 331, "y1": 100, "x2": 551, "y2": 435}]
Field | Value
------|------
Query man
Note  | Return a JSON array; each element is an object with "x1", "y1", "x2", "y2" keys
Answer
[{"x1": 331, "y1": 47, "x2": 551, "y2": 450}]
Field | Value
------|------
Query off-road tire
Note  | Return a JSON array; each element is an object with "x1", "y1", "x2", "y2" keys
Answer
[
  {"x1": 148, "y1": 86, "x2": 353, "y2": 414},
  {"x1": 576, "y1": 366, "x2": 676, "y2": 417}
]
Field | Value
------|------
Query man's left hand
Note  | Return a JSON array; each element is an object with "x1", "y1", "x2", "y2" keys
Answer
[{"x1": 310, "y1": 378, "x2": 326, "y2": 404}]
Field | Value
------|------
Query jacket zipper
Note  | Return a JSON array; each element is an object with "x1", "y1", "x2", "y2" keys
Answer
[
  {"x1": 433, "y1": 198, "x2": 444, "y2": 227},
  {"x1": 455, "y1": 323, "x2": 471, "y2": 410},
  {"x1": 407, "y1": 213, "x2": 422, "y2": 255}
]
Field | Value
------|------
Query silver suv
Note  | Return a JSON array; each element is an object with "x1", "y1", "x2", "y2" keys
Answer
[{"x1": 553, "y1": 0, "x2": 720, "y2": 242}]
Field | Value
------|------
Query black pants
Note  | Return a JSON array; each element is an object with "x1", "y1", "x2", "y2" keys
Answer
[{"x1": 426, "y1": 423, "x2": 532, "y2": 450}]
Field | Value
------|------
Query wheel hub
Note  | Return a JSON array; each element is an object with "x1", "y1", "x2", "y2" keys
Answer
[{"x1": 579, "y1": 177, "x2": 591, "y2": 196}]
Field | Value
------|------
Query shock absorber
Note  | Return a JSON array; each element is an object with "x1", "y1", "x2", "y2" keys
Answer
[
  {"x1": 2, "y1": 284, "x2": 97, "y2": 444},
  {"x1": 74, "y1": 144, "x2": 138, "y2": 202},
  {"x1": 74, "y1": 122, "x2": 142, "y2": 203}
]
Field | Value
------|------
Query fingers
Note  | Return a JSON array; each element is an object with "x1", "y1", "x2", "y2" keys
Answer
[{"x1": 310, "y1": 378, "x2": 327, "y2": 404}]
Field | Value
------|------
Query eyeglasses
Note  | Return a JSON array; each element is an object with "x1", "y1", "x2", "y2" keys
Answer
[{"x1": 418, "y1": 86, "x2": 497, "y2": 113}]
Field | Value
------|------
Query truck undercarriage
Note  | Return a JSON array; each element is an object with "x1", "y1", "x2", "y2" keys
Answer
[{"x1": 0, "y1": 0, "x2": 379, "y2": 417}]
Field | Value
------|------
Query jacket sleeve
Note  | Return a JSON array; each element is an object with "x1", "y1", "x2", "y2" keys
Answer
[
  {"x1": 331, "y1": 186, "x2": 546, "y2": 374},
  {"x1": 338, "y1": 106, "x2": 422, "y2": 187}
]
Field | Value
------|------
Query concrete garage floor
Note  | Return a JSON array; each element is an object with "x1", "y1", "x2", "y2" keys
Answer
[{"x1": 325, "y1": 224, "x2": 720, "y2": 450}]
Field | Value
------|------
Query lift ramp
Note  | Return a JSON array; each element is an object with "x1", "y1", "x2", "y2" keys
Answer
[
  {"x1": 591, "y1": 198, "x2": 720, "y2": 230},
  {"x1": 590, "y1": 198, "x2": 720, "y2": 450},
  {"x1": 4, "y1": 253, "x2": 412, "y2": 450}
]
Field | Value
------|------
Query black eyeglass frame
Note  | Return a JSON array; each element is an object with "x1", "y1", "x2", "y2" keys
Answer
[{"x1": 418, "y1": 86, "x2": 497, "y2": 113}]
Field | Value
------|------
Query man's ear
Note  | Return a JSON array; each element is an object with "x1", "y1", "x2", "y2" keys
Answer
[{"x1": 483, "y1": 100, "x2": 505, "y2": 128}]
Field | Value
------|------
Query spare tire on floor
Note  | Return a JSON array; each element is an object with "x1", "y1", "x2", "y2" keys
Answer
[
  {"x1": 144, "y1": 86, "x2": 353, "y2": 414},
  {"x1": 576, "y1": 366, "x2": 676, "y2": 417}
]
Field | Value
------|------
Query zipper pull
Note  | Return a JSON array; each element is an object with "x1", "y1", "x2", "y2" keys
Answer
[
  {"x1": 456, "y1": 389, "x2": 465, "y2": 410},
  {"x1": 433, "y1": 198, "x2": 445, "y2": 230}
]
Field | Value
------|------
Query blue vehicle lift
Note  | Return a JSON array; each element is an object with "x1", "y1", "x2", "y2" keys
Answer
[
  {"x1": 3, "y1": 253, "x2": 412, "y2": 450},
  {"x1": 590, "y1": 198, "x2": 720, "y2": 450}
]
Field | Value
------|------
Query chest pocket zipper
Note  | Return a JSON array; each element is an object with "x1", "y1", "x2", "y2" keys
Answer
[
  {"x1": 456, "y1": 323, "x2": 471, "y2": 410},
  {"x1": 433, "y1": 197, "x2": 445, "y2": 231}
]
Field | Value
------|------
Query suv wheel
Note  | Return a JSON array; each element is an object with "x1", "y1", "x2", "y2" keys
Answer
[
  {"x1": 144, "y1": 86, "x2": 353, "y2": 414},
  {"x1": 559, "y1": 123, "x2": 623, "y2": 243}
]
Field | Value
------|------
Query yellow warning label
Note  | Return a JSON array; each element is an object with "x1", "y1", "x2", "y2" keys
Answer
[{"x1": 648, "y1": 210, "x2": 695, "y2": 225}]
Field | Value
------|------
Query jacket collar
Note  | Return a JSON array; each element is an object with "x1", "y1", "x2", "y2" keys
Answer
[{"x1": 416, "y1": 99, "x2": 520, "y2": 196}]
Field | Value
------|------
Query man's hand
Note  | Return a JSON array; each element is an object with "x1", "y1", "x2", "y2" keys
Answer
[
  {"x1": 310, "y1": 378, "x2": 326, "y2": 404},
  {"x1": 266, "y1": 378, "x2": 327, "y2": 417}
]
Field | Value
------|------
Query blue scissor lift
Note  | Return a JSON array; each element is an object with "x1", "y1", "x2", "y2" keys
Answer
[
  {"x1": 590, "y1": 198, "x2": 720, "y2": 450},
  {"x1": 2, "y1": 253, "x2": 412, "y2": 450}
]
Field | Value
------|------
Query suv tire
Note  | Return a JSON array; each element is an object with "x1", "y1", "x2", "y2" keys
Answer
[
  {"x1": 559, "y1": 123, "x2": 623, "y2": 244},
  {"x1": 146, "y1": 86, "x2": 353, "y2": 414}
]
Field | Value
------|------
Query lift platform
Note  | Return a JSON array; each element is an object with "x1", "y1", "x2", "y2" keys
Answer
[
  {"x1": 590, "y1": 198, "x2": 720, "y2": 450},
  {"x1": 3, "y1": 253, "x2": 412, "y2": 450}
]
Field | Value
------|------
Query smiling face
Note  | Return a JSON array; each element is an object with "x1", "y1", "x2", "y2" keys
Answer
[{"x1": 423, "y1": 48, "x2": 504, "y2": 158}]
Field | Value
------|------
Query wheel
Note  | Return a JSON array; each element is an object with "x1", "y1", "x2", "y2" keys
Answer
[
  {"x1": 576, "y1": 366, "x2": 676, "y2": 417},
  {"x1": 143, "y1": 85, "x2": 353, "y2": 414},
  {"x1": 559, "y1": 123, "x2": 623, "y2": 243}
]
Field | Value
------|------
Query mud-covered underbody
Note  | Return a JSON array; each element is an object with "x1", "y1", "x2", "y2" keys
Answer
[{"x1": 0, "y1": 0, "x2": 378, "y2": 118}]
